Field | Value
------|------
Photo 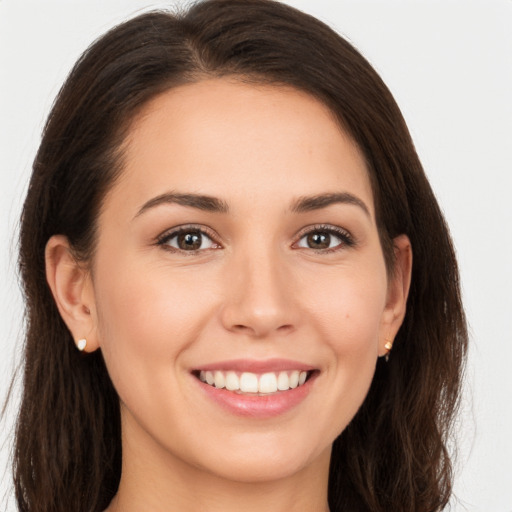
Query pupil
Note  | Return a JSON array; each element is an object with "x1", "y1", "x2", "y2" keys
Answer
[
  {"x1": 178, "y1": 232, "x2": 201, "y2": 250},
  {"x1": 308, "y1": 232, "x2": 330, "y2": 249}
]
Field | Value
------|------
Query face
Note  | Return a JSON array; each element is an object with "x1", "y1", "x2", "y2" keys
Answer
[{"x1": 87, "y1": 79, "x2": 405, "y2": 483}]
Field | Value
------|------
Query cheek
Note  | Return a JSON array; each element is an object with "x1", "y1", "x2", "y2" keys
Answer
[
  {"x1": 305, "y1": 263, "x2": 388, "y2": 354},
  {"x1": 96, "y1": 254, "x2": 211, "y2": 334},
  {"x1": 301, "y1": 260, "x2": 388, "y2": 426},
  {"x1": 92, "y1": 257, "x2": 215, "y2": 399}
]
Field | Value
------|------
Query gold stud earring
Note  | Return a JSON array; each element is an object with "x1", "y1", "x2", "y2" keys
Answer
[
  {"x1": 76, "y1": 338, "x2": 87, "y2": 351},
  {"x1": 384, "y1": 339, "x2": 393, "y2": 362}
]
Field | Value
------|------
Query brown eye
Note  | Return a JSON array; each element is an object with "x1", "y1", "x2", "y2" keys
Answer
[
  {"x1": 306, "y1": 232, "x2": 331, "y2": 249},
  {"x1": 160, "y1": 228, "x2": 217, "y2": 252},
  {"x1": 177, "y1": 232, "x2": 202, "y2": 250},
  {"x1": 296, "y1": 226, "x2": 353, "y2": 251}
]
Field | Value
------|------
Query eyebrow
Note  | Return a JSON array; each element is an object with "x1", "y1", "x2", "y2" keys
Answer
[
  {"x1": 291, "y1": 192, "x2": 370, "y2": 217},
  {"x1": 135, "y1": 192, "x2": 229, "y2": 218},
  {"x1": 134, "y1": 190, "x2": 370, "y2": 219}
]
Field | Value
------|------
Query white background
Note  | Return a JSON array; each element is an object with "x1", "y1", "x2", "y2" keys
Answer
[{"x1": 1, "y1": 1, "x2": 511, "y2": 510}]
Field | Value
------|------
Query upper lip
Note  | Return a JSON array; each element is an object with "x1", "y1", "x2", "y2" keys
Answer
[{"x1": 192, "y1": 358, "x2": 317, "y2": 373}]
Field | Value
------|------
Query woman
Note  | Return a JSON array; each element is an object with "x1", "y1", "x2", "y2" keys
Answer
[{"x1": 13, "y1": 0, "x2": 467, "y2": 510}]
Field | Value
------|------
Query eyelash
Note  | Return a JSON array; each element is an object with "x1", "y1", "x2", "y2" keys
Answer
[
  {"x1": 156, "y1": 223, "x2": 355, "y2": 254},
  {"x1": 156, "y1": 224, "x2": 220, "y2": 253},
  {"x1": 294, "y1": 224, "x2": 356, "y2": 253}
]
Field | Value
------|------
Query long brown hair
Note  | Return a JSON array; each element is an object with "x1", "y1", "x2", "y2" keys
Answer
[{"x1": 14, "y1": 1, "x2": 467, "y2": 510}]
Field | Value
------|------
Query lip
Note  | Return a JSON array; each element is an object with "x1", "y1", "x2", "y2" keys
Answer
[
  {"x1": 191, "y1": 359, "x2": 318, "y2": 418},
  {"x1": 193, "y1": 358, "x2": 316, "y2": 373}
]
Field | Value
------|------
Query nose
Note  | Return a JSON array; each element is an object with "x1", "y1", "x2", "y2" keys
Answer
[{"x1": 220, "y1": 247, "x2": 299, "y2": 339}]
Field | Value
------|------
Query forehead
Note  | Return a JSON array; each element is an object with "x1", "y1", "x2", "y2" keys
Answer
[{"x1": 107, "y1": 78, "x2": 374, "y2": 217}]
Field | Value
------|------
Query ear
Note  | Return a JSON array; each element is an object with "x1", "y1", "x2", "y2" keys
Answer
[
  {"x1": 45, "y1": 235, "x2": 99, "y2": 352},
  {"x1": 378, "y1": 234, "x2": 412, "y2": 357}
]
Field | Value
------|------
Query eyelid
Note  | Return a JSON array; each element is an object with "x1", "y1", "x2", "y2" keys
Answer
[
  {"x1": 293, "y1": 223, "x2": 356, "y2": 251},
  {"x1": 154, "y1": 223, "x2": 355, "y2": 253},
  {"x1": 155, "y1": 224, "x2": 222, "y2": 251}
]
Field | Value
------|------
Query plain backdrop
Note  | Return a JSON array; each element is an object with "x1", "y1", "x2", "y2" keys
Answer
[{"x1": 1, "y1": 1, "x2": 511, "y2": 510}]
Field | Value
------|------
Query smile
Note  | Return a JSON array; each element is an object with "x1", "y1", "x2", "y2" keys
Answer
[
  {"x1": 192, "y1": 359, "x2": 317, "y2": 417},
  {"x1": 197, "y1": 370, "x2": 310, "y2": 394}
]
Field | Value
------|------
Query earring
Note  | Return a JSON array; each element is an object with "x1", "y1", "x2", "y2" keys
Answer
[
  {"x1": 76, "y1": 338, "x2": 87, "y2": 351},
  {"x1": 384, "y1": 339, "x2": 393, "y2": 362}
]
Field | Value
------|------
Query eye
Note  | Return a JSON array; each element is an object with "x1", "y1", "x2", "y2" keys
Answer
[
  {"x1": 157, "y1": 226, "x2": 219, "y2": 252},
  {"x1": 295, "y1": 225, "x2": 354, "y2": 251}
]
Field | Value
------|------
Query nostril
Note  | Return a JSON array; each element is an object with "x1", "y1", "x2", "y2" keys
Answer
[
  {"x1": 231, "y1": 323, "x2": 294, "y2": 336},
  {"x1": 233, "y1": 324, "x2": 250, "y2": 331}
]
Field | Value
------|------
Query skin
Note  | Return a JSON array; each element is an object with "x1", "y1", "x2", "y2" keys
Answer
[{"x1": 46, "y1": 79, "x2": 411, "y2": 512}]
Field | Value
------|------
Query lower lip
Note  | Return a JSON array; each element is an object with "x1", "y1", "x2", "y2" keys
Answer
[{"x1": 195, "y1": 373, "x2": 316, "y2": 418}]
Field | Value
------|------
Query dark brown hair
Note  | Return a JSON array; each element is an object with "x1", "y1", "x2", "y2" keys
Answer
[{"x1": 14, "y1": 1, "x2": 467, "y2": 510}]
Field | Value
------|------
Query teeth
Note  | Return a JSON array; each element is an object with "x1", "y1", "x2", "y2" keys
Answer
[
  {"x1": 277, "y1": 371, "x2": 289, "y2": 391},
  {"x1": 198, "y1": 369, "x2": 311, "y2": 394},
  {"x1": 240, "y1": 372, "x2": 258, "y2": 393},
  {"x1": 258, "y1": 372, "x2": 277, "y2": 393},
  {"x1": 214, "y1": 370, "x2": 225, "y2": 389},
  {"x1": 225, "y1": 371, "x2": 239, "y2": 391},
  {"x1": 289, "y1": 370, "x2": 299, "y2": 388}
]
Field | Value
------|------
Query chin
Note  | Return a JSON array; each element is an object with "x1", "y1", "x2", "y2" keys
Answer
[{"x1": 186, "y1": 429, "x2": 333, "y2": 484}]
